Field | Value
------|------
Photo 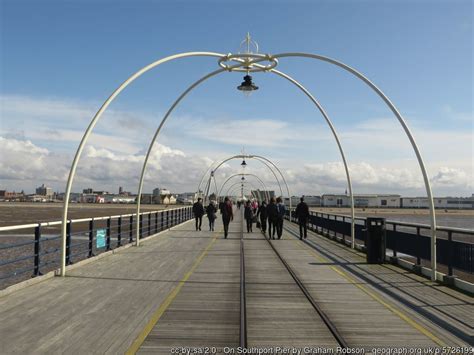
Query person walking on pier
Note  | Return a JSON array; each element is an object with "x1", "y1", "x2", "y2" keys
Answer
[
  {"x1": 295, "y1": 196, "x2": 310, "y2": 240},
  {"x1": 220, "y1": 196, "x2": 233, "y2": 238},
  {"x1": 276, "y1": 197, "x2": 286, "y2": 239},
  {"x1": 206, "y1": 201, "x2": 217, "y2": 231},
  {"x1": 266, "y1": 197, "x2": 278, "y2": 240},
  {"x1": 244, "y1": 200, "x2": 254, "y2": 233},
  {"x1": 256, "y1": 200, "x2": 268, "y2": 235},
  {"x1": 193, "y1": 198, "x2": 204, "y2": 231}
]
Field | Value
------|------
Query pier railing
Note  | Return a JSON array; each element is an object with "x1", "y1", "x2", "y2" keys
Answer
[
  {"x1": 0, "y1": 206, "x2": 193, "y2": 289},
  {"x1": 287, "y1": 210, "x2": 473, "y2": 280}
]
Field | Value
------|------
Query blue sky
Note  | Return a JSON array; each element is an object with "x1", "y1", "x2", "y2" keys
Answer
[{"x1": 0, "y1": 0, "x2": 472, "y2": 196}]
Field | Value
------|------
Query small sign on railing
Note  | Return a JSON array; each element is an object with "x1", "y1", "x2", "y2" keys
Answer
[{"x1": 96, "y1": 229, "x2": 106, "y2": 248}]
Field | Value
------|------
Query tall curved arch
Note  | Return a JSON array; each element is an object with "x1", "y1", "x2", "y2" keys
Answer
[
  {"x1": 225, "y1": 181, "x2": 260, "y2": 199},
  {"x1": 60, "y1": 52, "x2": 228, "y2": 275},
  {"x1": 135, "y1": 69, "x2": 353, "y2": 251},
  {"x1": 272, "y1": 52, "x2": 437, "y2": 280},
  {"x1": 197, "y1": 155, "x2": 285, "y2": 198},
  {"x1": 217, "y1": 173, "x2": 271, "y2": 202}
]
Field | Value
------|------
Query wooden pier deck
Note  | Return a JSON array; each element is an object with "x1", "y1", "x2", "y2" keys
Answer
[{"x1": 0, "y1": 209, "x2": 472, "y2": 354}]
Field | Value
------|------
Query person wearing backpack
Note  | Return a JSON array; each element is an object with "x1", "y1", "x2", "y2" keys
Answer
[
  {"x1": 192, "y1": 198, "x2": 205, "y2": 231},
  {"x1": 276, "y1": 197, "x2": 286, "y2": 239},
  {"x1": 295, "y1": 196, "x2": 310, "y2": 239},
  {"x1": 206, "y1": 201, "x2": 217, "y2": 231},
  {"x1": 266, "y1": 197, "x2": 278, "y2": 240},
  {"x1": 220, "y1": 196, "x2": 233, "y2": 238}
]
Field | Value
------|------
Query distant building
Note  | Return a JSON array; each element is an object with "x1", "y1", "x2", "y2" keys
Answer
[
  {"x1": 322, "y1": 194, "x2": 401, "y2": 208},
  {"x1": 36, "y1": 184, "x2": 53, "y2": 199},
  {"x1": 152, "y1": 188, "x2": 171, "y2": 204},
  {"x1": 83, "y1": 188, "x2": 93, "y2": 194},
  {"x1": 401, "y1": 197, "x2": 474, "y2": 209},
  {"x1": 288, "y1": 195, "x2": 321, "y2": 206},
  {"x1": 177, "y1": 192, "x2": 195, "y2": 205},
  {"x1": 104, "y1": 194, "x2": 135, "y2": 204},
  {"x1": 0, "y1": 190, "x2": 24, "y2": 201}
]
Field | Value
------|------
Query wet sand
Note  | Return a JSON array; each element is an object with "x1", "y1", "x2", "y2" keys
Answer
[{"x1": 0, "y1": 202, "x2": 182, "y2": 227}]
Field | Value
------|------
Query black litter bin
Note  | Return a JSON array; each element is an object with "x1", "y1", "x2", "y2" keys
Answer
[{"x1": 365, "y1": 217, "x2": 386, "y2": 264}]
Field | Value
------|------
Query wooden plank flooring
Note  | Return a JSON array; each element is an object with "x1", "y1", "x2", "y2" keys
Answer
[
  {"x1": 138, "y1": 216, "x2": 242, "y2": 354},
  {"x1": 0, "y1": 210, "x2": 471, "y2": 354},
  {"x1": 277, "y1": 222, "x2": 473, "y2": 348},
  {"x1": 244, "y1": 229, "x2": 339, "y2": 347}
]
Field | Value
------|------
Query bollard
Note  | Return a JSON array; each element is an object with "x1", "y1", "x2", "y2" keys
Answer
[{"x1": 365, "y1": 217, "x2": 386, "y2": 264}]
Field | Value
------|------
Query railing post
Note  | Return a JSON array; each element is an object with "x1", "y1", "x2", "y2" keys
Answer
[
  {"x1": 117, "y1": 216, "x2": 122, "y2": 247},
  {"x1": 416, "y1": 226, "x2": 421, "y2": 266},
  {"x1": 148, "y1": 213, "x2": 151, "y2": 236},
  {"x1": 129, "y1": 215, "x2": 134, "y2": 243},
  {"x1": 139, "y1": 214, "x2": 143, "y2": 238},
  {"x1": 342, "y1": 216, "x2": 346, "y2": 244},
  {"x1": 33, "y1": 226, "x2": 41, "y2": 277},
  {"x1": 88, "y1": 220, "x2": 94, "y2": 257},
  {"x1": 155, "y1": 212, "x2": 158, "y2": 233},
  {"x1": 161, "y1": 211, "x2": 164, "y2": 231},
  {"x1": 106, "y1": 218, "x2": 111, "y2": 251},
  {"x1": 393, "y1": 224, "x2": 397, "y2": 257},
  {"x1": 447, "y1": 230, "x2": 453, "y2": 276},
  {"x1": 66, "y1": 221, "x2": 72, "y2": 265},
  {"x1": 166, "y1": 210, "x2": 169, "y2": 229}
]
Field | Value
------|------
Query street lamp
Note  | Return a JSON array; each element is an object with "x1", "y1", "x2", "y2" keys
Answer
[{"x1": 237, "y1": 74, "x2": 258, "y2": 96}]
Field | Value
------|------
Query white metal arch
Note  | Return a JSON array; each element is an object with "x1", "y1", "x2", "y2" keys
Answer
[
  {"x1": 60, "y1": 52, "x2": 228, "y2": 276},
  {"x1": 217, "y1": 173, "x2": 271, "y2": 202},
  {"x1": 225, "y1": 181, "x2": 259, "y2": 199},
  {"x1": 197, "y1": 155, "x2": 285, "y2": 199},
  {"x1": 271, "y1": 52, "x2": 437, "y2": 281},
  {"x1": 61, "y1": 50, "x2": 436, "y2": 280}
]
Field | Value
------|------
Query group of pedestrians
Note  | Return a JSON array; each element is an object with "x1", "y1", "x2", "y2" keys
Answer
[
  {"x1": 193, "y1": 195, "x2": 310, "y2": 240},
  {"x1": 192, "y1": 197, "x2": 234, "y2": 238}
]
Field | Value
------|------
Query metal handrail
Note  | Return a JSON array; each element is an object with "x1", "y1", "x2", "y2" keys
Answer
[{"x1": 306, "y1": 210, "x2": 474, "y2": 235}]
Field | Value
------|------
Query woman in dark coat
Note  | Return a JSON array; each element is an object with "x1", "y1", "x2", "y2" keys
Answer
[
  {"x1": 206, "y1": 201, "x2": 217, "y2": 231},
  {"x1": 244, "y1": 200, "x2": 254, "y2": 233}
]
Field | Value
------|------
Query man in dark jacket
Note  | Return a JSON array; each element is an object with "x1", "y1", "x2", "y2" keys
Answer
[
  {"x1": 192, "y1": 198, "x2": 205, "y2": 231},
  {"x1": 266, "y1": 197, "x2": 278, "y2": 240},
  {"x1": 256, "y1": 201, "x2": 268, "y2": 235},
  {"x1": 276, "y1": 197, "x2": 286, "y2": 239},
  {"x1": 220, "y1": 197, "x2": 233, "y2": 238},
  {"x1": 295, "y1": 196, "x2": 310, "y2": 239}
]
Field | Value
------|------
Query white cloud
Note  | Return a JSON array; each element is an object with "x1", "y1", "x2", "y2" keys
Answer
[{"x1": 0, "y1": 95, "x2": 472, "y2": 197}]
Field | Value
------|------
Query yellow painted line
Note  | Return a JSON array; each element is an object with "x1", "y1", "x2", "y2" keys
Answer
[
  {"x1": 293, "y1": 240, "x2": 446, "y2": 347},
  {"x1": 126, "y1": 232, "x2": 220, "y2": 355}
]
